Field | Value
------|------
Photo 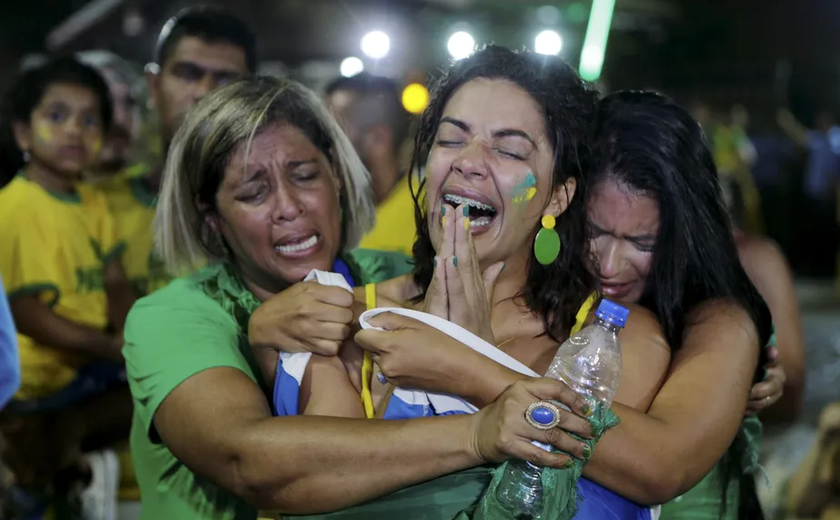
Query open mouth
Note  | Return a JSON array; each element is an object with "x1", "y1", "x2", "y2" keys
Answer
[
  {"x1": 443, "y1": 193, "x2": 498, "y2": 229},
  {"x1": 275, "y1": 234, "x2": 320, "y2": 256}
]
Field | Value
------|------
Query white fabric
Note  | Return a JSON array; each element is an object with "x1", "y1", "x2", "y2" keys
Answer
[
  {"x1": 359, "y1": 307, "x2": 541, "y2": 416},
  {"x1": 278, "y1": 270, "x2": 354, "y2": 385}
]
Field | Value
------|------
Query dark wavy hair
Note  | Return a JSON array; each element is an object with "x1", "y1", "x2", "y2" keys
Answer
[
  {"x1": 588, "y1": 90, "x2": 772, "y2": 520},
  {"x1": 409, "y1": 45, "x2": 599, "y2": 341},
  {"x1": 0, "y1": 56, "x2": 113, "y2": 187}
]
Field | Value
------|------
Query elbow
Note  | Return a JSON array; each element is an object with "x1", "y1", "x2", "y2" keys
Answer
[
  {"x1": 226, "y1": 451, "x2": 289, "y2": 511},
  {"x1": 636, "y1": 466, "x2": 687, "y2": 505},
  {"x1": 625, "y1": 459, "x2": 698, "y2": 505},
  {"x1": 226, "y1": 447, "x2": 318, "y2": 514}
]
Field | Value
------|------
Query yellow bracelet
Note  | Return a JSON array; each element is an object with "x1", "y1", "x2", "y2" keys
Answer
[{"x1": 360, "y1": 284, "x2": 377, "y2": 419}]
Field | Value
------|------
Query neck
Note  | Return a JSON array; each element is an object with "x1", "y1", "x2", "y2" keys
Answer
[
  {"x1": 24, "y1": 161, "x2": 77, "y2": 194},
  {"x1": 485, "y1": 248, "x2": 547, "y2": 342},
  {"x1": 367, "y1": 153, "x2": 401, "y2": 204},
  {"x1": 487, "y1": 252, "x2": 531, "y2": 307},
  {"x1": 240, "y1": 270, "x2": 290, "y2": 303}
]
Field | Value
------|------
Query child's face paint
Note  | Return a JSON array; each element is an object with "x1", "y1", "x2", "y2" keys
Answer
[
  {"x1": 34, "y1": 120, "x2": 53, "y2": 145},
  {"x1": 27, "y1": 83, "x2": 104, "y2": 175},
  {"x1": 511, "y1": 171, "x2": 537, "y2": 204}
]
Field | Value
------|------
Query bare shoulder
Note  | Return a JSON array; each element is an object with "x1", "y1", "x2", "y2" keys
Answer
[
  {"x1": 736, "y1": 234, "x2": 790, "y2": 281},
  {"x1": 620, "y1": 304, "x2": 670, "y2": 354}
]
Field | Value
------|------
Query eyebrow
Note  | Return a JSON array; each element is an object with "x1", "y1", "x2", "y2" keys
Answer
[
  {"x1": 285, "y1": 159, "x2": 317, "y2": 168},
  {"x1": 589, "y1": 222, "x2": 657, "y2": 242},
  {"x1": 440, "y1": 117, "x2": 536, "y2": 147}
]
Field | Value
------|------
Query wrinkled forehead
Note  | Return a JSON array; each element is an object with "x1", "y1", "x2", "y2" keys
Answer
[{"x1": 589, "y1": 179, "x2": 660, "y2": 230}]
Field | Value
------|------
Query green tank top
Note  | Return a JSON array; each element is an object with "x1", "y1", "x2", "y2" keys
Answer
[{"x1": 659, "y1": 327, "x2": 775, "y2": 519}]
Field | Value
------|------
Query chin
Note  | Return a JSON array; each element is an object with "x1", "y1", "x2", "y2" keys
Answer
[{"x1": 55, "y1": 165, "x2": 86, "y2": 179}]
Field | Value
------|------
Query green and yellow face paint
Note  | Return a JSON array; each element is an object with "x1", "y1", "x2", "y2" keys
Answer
[{"x1": 511, "y1": 171, "x2": 537, "y2": 205}]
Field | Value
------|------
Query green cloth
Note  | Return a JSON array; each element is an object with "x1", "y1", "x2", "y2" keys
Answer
[
  {"x1": 659, "y1": 328, "x2": 774, "y2": 520},
  {"x1": 283, "y1": 406, "x2": 619, "y2": 520},
  {"x1": 658, "y1": 417, "x2": 762, "y2": 520},
  {"x1": 123, "y1": 249, "x2": 413, "y2": 520}
]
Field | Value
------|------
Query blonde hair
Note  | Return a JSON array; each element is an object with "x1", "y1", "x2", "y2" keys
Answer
[{"x1": 155, "y1": 76, "x2": 375, "y2": 275}]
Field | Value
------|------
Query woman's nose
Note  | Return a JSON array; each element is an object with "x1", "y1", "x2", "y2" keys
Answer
[
  {"x1": 271, "y1": 186, "x2": 305, "y2": 222},
  {"x1": 598, "y1": 242, "x2": 622, "y2": 279},
  {"x1": 452, "y1": 142, "x2": 490, "y2": 179}
]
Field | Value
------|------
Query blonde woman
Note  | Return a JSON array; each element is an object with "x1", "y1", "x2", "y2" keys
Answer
[{"x1": 122, "y1": 76, "x2": 586, "y2": 520}]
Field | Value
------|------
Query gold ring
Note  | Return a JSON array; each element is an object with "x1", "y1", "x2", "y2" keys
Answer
[{"x1": 525, "y1": 401, "x2": 561, "y2": 430}]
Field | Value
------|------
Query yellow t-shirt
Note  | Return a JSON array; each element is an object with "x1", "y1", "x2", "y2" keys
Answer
[
  {"x1": 0, "y1": 174, "x2": 124, "y2": 400},
  {"x1": 95, "y1": 173, "x2": 169, "y2": 297},
  {"x1": 358, "y1": 174, "x2": 418, "y2": 257},
  {"x1": 96, "y1": 168, "x2": 166, "y2": 502}
]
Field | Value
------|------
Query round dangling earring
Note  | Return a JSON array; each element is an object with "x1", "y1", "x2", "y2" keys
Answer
[
  {"x1": 22, "y1": 150, "x2": 31, "y2": 163},
  {"x1": 534, "y1": 214, "x2": 561, "y2": 265}
]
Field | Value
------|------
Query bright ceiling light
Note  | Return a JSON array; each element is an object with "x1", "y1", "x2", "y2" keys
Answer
[
  {"x1": 361, "y1": 31, "x2": 390, "y2": 59},
  {"x1": 339, "y1": 56, "x2": 364, "y2": 77},
  {"x1": 535, "y1": 30, "x2": 563, "y2": 55},
  {"x1": 447, "y1": 31, "x2": 475, "y2": 60}
]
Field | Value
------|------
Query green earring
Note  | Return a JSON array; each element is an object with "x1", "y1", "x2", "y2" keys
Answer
[{"x1": 534, "y1": 214, "x2": 560, "y2": 265}]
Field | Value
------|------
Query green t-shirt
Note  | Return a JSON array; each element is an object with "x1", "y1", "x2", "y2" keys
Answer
[{"x1": 123, "y1": 249, "x2": 414, "y2": 520}]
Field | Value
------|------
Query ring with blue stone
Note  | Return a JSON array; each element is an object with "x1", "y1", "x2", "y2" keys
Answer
[
  {"x1": 377, "y1": 371, "x2": 388, "y2": 384},
  {"x1": 525, "y1": 400, "x2": 561, "y2": 430}
]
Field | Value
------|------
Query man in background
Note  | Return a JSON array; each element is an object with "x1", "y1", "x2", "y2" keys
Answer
[
  {"x1": 90, "y1": 13, "x2": 256, "y2": 517},
  {"x1": 96, "y1": 6, "x2": 257, "y2": 297},
  {"x1": 325, "y1": 73, "x2": 417, "y2": 256}
]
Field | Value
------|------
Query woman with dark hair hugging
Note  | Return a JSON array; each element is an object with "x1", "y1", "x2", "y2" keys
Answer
[{"x1": 584, "y1": 91, "x2": 774, "y2": 520}]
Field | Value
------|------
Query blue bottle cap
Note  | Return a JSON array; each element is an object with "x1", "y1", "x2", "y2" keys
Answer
[{"x1": 595, "y1": 299, "x2": 630, "y2": 328}]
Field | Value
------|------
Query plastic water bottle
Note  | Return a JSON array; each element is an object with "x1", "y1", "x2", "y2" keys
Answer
[{"x1": 494, "y1": 299, "x2": 629, "y2": 519}]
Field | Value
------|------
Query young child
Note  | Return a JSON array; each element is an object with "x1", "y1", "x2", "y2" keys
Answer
[{"x1": 0, "y1": 57, "x2": 136, "y2": 520}]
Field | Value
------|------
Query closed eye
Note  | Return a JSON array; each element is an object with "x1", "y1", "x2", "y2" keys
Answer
[
  {"x1": 494, "y1": 148, "x2": 525, "y2": 160},
  {"x1": 237, "y1": 185, "x2": 267, "y2": 202},
  {"x1": 292, "y1": 171, "x2": 319, "y2": 183}
]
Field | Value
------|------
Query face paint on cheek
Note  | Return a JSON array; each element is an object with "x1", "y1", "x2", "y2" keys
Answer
[
  {"x1": 91, "y1": 138, "x2": 102, "y2": 157},
  {"x1": 511, "y1": 171, "x2": 537, "y2": 204},
  {"x1": 34, "y1": 121, "x2": 53, "y2": 145}
]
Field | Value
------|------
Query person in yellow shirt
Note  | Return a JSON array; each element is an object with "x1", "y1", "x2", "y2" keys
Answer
[
  {"x1": 94, "y1": 166, "x2": 169, "y2": 298},
  {"x1": 85, "y1": 11, "x2": 258, "y2": 512},
  {"x1": 325, "y1": 73, "x2": 418, "y2": 256},
  {"x1": 95, "y1": 7, "x2": 258, "y2": 302},
  {"x1": 0, "y1": 57, "x2": 136, "y2": 520}
]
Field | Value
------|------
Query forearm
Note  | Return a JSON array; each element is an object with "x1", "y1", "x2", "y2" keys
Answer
[
  {"x1": 106, "y1": 279, "x2": 136, "y2": 335},
  {"x1": 582, "y1": 401, "x2": 741, "y2": 505},
  {"x1": 11, "y1": 299, "x2": 122, "y2": 361},
  {"x1": 233, "y1": 415, "x2": 481, "y2": 513},
  {"x1": 580, "y1": 405, "x2": 679, "y2": 504},
  {"x1": 456, "y1": 361, "x2": 529, "y2": 408}
]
